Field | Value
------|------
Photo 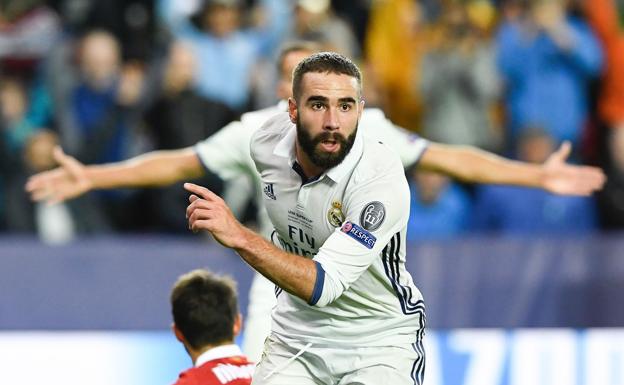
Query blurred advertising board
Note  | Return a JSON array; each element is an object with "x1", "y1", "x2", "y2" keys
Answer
[{"x1": 0, "y1": 328, "x2": 622, "y2": 385}]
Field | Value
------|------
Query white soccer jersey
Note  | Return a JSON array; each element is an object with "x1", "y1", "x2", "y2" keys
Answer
[
  {"x1": 194, "y1": 103, "x2": 428, "y2": 237},
  {"x1": 250, "y1": 112, "x2": 426, "y2": 347},
  {"x1": 194, "y1": 103, "x2": 429, "y2": 359},
  {"x1": 194, "y1": 103, "x2": 284, "y2": 183},
  {"x1": 194, "y1": 102, "x2": 286, "y2": 238},
  {"x1": 359, "y1": 108, "x2": 428, "y2": 167}
]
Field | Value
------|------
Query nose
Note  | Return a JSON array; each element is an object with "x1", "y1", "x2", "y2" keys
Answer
[{"x1": 323, "y1": 106, "x2": 340, "y2": 131}]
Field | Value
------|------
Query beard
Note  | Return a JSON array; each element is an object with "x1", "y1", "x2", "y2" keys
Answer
[{"x1": 296, "y1": 116, "x2": 358, "y2": 170}]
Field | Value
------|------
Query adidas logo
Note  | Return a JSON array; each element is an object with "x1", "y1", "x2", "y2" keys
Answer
[{"x1": 263, "y1": 183, "x2": 276, "y2": 200}]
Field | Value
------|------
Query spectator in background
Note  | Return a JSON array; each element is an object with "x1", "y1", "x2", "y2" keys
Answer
[
  {"x1": 61, "y1": 0, "x2": 158, "y2": 61},
  {"x1": 406, "y1": 168, "x2": 471, "y2": 241},
  {"x1": 584, "y1": 0, "x2": 624, "y2": 134},
  {"x1": 0, "y1": 2, "x2": 61, "y2": 77},
  {"x1": 365, "y1": 0, "x2": 429, "y2": 132},
  {"x1": 596, "y1": 128, "x2": 624, "y2": 228},
  {"x1": 583, "y1": 0, "x2": 624, "y2": 229},
  {"x1": 473, "y1": 128, "x2": 598, "y2": 234},
  {"x1": 70, "y1": 30, "x2": 144, "y2": 165},
  {"x1": 170, "y1": 268, "x2": 254, "y2": 385},
  {"x1": 0, "y1": 77, "x2": 40, "y2": 231},
  {"x1": 146, "y1": 42, "x2": 237, "y2": 151},
  {"x1": 291, "y1": 0, "x2": 360, "y2": 59},
  {"x1": 496, "y1": 0, "x2": 603, "y2": 149},
  {"x1": 420, "y1": 0, "x2": 501, "y2": 152},
  {"x1": 158, "y1": 0, "x2": 289, "y2": 112},
  {"x1": 65, "y1": 30, "x2": 147, "y2": 231},
  {"x1": 253, "y1": 1, "x2": 360, "y2": 109},
  {"x1": 24, "y1": 130, "x2": 76, "y2": 243},
  {"x1": 330, "y1": 0, "x2": 371, "y2": 49},
  {"x1": 0, "y1": 76, "x2": 73, "y2": 239},
  {"x1": 143, "y1": 42, "x2": 237, "y2": 232},
  {"x1": 0, "y1": 2, "x2": 59, "y2": 133}
]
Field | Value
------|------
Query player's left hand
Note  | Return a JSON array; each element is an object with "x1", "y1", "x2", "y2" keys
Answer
[
  {"x1": 184, "y1": 182, "x2": 247, "y2": 248},
  {"x1": 541, "y1": 141, "x2": 606, "y2": 196}
]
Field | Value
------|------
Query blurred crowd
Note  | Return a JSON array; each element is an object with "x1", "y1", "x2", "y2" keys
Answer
[{"x1": 1, "y1": 0, "x2": 623, "y2": 242}]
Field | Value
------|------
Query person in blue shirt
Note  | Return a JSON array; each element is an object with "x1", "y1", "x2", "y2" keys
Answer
[
  {"x1": 496, "y1": 0, "x2": 603, "y2": 148},
  {"x1": 473, "y1": 127, "x2": 598, "y2": 234},
  {"x1": 158, "y1": 0, "x2": 289, "y2": 111},
  {"x1": 407, "y1": 169, "x2": 471, "y2": 240}
]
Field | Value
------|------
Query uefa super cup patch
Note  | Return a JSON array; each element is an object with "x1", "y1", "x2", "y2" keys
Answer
[
  {"x1": 340, "y1": 221, "x2": 376, "y2": 249},
  {"x1": 360, "y1": 201, "x2": 385, "y2": 231}
]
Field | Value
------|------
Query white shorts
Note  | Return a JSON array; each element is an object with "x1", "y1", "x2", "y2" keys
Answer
[
  {"x1": 251, "y1": 333, "x2": 425, "y2": 385},
  {"x1": 242, "y1": 272, "x2": 277, "y2": 362}
]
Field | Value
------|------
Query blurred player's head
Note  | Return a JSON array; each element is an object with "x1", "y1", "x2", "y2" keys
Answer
[
  {"x1": 79, "y1": 30, "x2": 121, "y2": 89},
  {"x1": 289, "y1": 52, "x2": 364, "y2": 172},
  {"x1": 0, "y1": 77, "x2": 27, "y2": 123},
  {"x1": 201, "y1": 0, "x2": 241, "y2": 38},
  {"x1": 170, "y1": 269, "x2": 241, "y2": 359},
  {"x1": 294, "y1": 0, "x2": 331, "y2": 35},
  {"x1": 163, "y1": 41, "x2": 196, "y2": 94},
  {"x1": 276, "y1": 41, "x2": 323, "y2": 100}
]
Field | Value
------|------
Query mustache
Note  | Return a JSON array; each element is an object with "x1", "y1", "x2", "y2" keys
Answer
[{"x1": 313, "y1": 132, "x2": 347, "y2": 144}]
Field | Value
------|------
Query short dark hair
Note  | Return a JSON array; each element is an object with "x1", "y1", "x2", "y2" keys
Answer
[
  {"x1": 170, "y1": 269, "x2": 239, "y2": 350},
  {"x1": 292, "y1": 52, "x2": 362, "y2": 100}
]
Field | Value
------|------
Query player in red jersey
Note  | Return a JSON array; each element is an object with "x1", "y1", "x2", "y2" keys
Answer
[{"x1": 170, "y1": 269, "x2": 255, "y2": 385}]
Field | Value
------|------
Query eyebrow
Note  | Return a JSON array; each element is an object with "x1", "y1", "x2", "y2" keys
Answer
[{"x1": 305, "y1": 95, "x2": 357, "y2": 104}]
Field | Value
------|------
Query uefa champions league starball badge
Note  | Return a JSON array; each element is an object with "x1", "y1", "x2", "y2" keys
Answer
[{"x1": 327, "y1": 200, "x2": 345, "y2": 227}]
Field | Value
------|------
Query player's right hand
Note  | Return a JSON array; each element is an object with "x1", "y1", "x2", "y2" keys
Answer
[
  {"x1": 184, "y1": 182, "x2": 248, "y2": 249},
  {"x1": 25, "y1": 146, "x2": 92, "y2": 204}
]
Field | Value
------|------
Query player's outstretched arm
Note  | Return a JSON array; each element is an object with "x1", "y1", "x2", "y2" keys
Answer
[
  {"x1": 26, "y1": 146, "x2": 205, "y2": 204},
  {"x1": 184, "y1": 182, "x2": 317, "y2": 302},
  {"x1": 418, "y1": 141, "x2": 606, "y2": 196}
]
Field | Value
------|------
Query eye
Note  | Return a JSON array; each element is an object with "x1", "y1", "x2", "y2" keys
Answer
[
  {"x1": 311, "y1": 102, "x2": 325, "y2": 110},
  {"x1": 340, "y1": 103, "x2": 352, "y2": 112}
]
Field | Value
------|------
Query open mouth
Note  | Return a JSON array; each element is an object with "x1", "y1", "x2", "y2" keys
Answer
[{"x1": 319, "y1": 139, "x2": 339, "y2": 152}]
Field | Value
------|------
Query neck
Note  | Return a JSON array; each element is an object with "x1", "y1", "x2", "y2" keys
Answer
[{"x1": 188, "y1": 341, "x2": 231, "y2": 365}]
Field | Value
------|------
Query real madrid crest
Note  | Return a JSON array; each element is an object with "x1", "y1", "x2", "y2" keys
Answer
[{"x1": 327, "y1": 200, "x2": 345, "y2": 227}]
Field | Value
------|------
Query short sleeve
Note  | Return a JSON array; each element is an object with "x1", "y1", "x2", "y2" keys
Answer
[
  {"x1": 360, "y1": 108, "x2": 428, "y2": 168},
  {"x1": 194, "y1": 121, "x2": 254, "y2": 181},
  {"x1": 310, "y1": 158, "x2": 410, "y2": 307}
]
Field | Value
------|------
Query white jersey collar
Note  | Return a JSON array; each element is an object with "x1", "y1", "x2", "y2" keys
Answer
[
  {"x1": 195, "y1": 344, "x2": 243, "y2": 367},
  {"x1": 273, "y1": 122, "x2": 297, "y2": 161},
  {"x1": 273, "y1": 122, "x2": 364, "y2": 184},
  {"x1": 325, "y1": 130, "x2": 363, "y2": 183}
]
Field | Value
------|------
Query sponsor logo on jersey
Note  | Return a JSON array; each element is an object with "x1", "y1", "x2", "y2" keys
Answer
[
  {"x1": 327, "y1": 200, "x2": 345, "y2": 227},
  {"x1": 263, "y1": 183, "x2": 276, "y2": 200},
  {"x1": 360, "y1": 201, "x2": 385, "y2": 231},
  {"x1": 340, "y1": 220, "x2": 376, "y2": 249},
  {"x1": 212, "y1": 363, "x2": 255, "y2": 384}
]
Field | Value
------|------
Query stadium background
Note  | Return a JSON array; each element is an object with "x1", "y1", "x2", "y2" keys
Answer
[{"x1": 1, "y1": 0, "x2": 624, "y2": 384}]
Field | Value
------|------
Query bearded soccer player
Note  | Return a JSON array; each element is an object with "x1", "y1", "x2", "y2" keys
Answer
[
  {"x1": 27, "y1": 43, "x2": 605, "y2": 364},
  {"x1": 184, "y1": 53, "x2": 425, "y2": 383}
]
